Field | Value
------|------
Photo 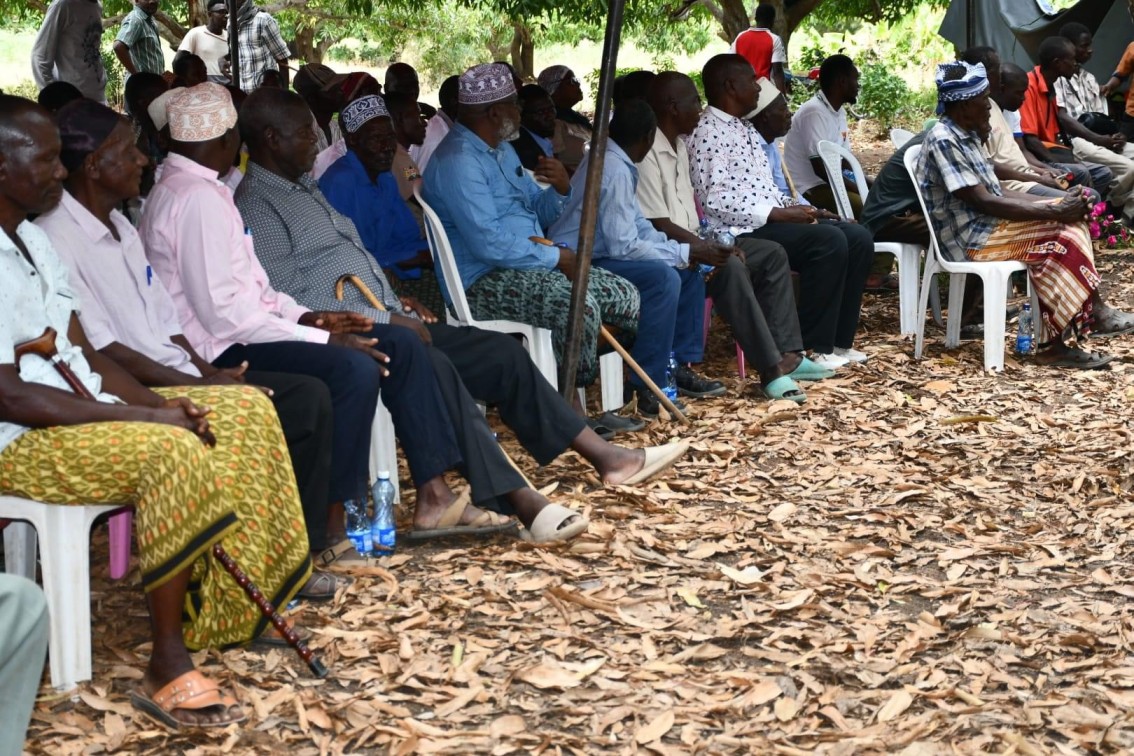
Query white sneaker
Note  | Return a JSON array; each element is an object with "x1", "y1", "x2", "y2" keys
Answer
[
  {"x1": 833, "y1": 347, "x2": 868, "y2": 363},
  {"x1": 810, "y1": 352, "x2": 849, "y2": 370}
]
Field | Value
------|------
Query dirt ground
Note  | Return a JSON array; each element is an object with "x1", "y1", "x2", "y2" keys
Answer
[{"x1": 22, "y1": 176, "x2": 1134, "y2": 753}]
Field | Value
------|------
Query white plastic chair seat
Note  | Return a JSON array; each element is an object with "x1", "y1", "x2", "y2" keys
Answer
[
  {"x1": 890, "y1": 128, "x2": 915, "y2": 148},
  {"x1": 816, "y1": 139, "x2": 926, "y2": 336},
  {"x1": 903, "y1": 144, "x2": 1042, "y2": 371},
  {"x1": 414, "y1": 181, "x2": 623, "y2": 411},
  {"x1": 2, "y1": 496, "x2": 129, "y2": 690}
]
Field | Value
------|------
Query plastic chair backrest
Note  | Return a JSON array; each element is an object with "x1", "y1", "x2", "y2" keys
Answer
[
  {"x1": 890, "y1": 128, "x2": 915, "y2": 149},
  {"x1": 414, "y1": 181, "x2": 475, "y2": 324},
  {"x1": 816, "y1": 139, "x2": 869, "y2": 220},
  {"x1": 902, "y1": 144, "x2": 950, "y2": 268}
]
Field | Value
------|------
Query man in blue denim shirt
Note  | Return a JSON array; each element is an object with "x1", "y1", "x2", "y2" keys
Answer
[
  {"x1": 422, "y1": 63, "x2": 641, "y2": 405},
  {"x1": 550, "y1": 101, "x2": 727, "y2": 416}
]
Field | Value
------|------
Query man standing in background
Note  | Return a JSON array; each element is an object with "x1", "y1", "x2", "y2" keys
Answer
[
  {"x1": 31, "y1": 0, "x2": 108, "y2": 102},
  {"x1": 178, "y1": 1, "x2": 229, "y2": 83},
  {"x1": 113, "y1": 0, "x2": 164, "y2": 76},
  {"x1": 730, "y1": 3, "x2": 787, "y2": 93},
  {"x1": 233, "y1": 0, "x2": 290, "y2": 92}
]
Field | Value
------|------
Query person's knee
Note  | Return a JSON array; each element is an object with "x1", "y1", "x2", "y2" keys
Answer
[
  {"x1": 4, "y1": 575, "x2": 48, "y2": 636},
  {"x1": 330, "y1": 346, "x2": 384, "y2": 392}
]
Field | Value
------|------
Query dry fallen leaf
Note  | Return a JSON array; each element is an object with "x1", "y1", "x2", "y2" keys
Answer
[
  {"x1": 878, "y1": 689, "x2": 914, "y2": 722},
  {"x1": 635, "y1": 709, "x2": 675, "y2": 744}
]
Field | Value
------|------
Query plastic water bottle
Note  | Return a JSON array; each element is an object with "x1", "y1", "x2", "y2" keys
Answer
[
  {"x1": 664, "y1": 352, "x2": 679, "y2": 402},
  {"x1": 1015, "y1": 303, "x2": 1034, "y2": 355},
  {"x1": 370, "y1": 472, "x2": 396, "y2": 556},
  {"x1": 694, "y1": 220, "x2": 716, "y2": 278},
  {"x1": 344, "y1": 498, "x2": 372, "y2": 555},
  {"x1": 716, "y1": 227, "x2": 736, "y2": 247}
]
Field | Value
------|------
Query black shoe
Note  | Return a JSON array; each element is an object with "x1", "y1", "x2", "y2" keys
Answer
[
  {"x1": 675, "y1": 365, "x2": 727, "y2": 398},
  {"x1": 625, "y1": 386, "x2": 686, "y2": 419},
  {"x1": 589, "y1": 411, "x2": 646, "y2": 437}
]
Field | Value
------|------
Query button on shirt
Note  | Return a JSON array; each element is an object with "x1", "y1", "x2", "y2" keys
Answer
[
  {"x1": 915, "y1": 117, "x2": 1001, "y2": 260},
  {"x1": 636, "y1": 129, "x2": 699, "y2": 234},
  {"x1": 115, "y1": 5, "x2": 165, "y2": 74},
  {"x1": 422, "y1": 122, "x2": 571, "y2": 291},
  {"x1": 141, "y1": 153, "x2": 327, "y2": 363},
  {"x1": 0, "y1": 222, "x2": 115, "y2": 454},
  {"x1": 783, "y1": 91, "x2": 849, "y2": 195},
  {"x1": 36, "y1": 192, "x2": 200, "y2": 376},
  {"x1": 688, "y1": 106, "x2": 793, "y2": 235},
  {"x1": 234, "y1": 162, "x2": 407, "y2": 322},
  {"x1": 318, "y1": 150, "x2": 425, "y2": 280},
  {"x1": 549, "y1": 141, "x2": 689, "y2": 267}
]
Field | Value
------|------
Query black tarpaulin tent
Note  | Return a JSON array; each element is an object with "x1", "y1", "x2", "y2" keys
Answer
[{"x1": 939, "y1": 0, "x2": 1134, "y2": 79}]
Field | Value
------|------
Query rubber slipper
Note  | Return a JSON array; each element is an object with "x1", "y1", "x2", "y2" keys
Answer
[
  {"x1": 406, "y1": 489, "x2": 517, "y2": 541},
  {"x1": 787, "y1": 356, "x2": 835, "y2": 382},
  {"x1": 762, "y1": 375, "x2": 806, "y2": 403},
  {"x1": 585, "y1": 417, "x2": 616, "y2": 441},
  {"x1": 520, "y1": 503, "x2": 589, "y2": 543},
  {"x1": 1037, "y1": 347, "x2": 1114, "y2": 370},
  {"x1": 618, "y1": 441, "x2": 690, "y2": 486},
  {"x1": 251, "y1": 622, "x2": 313, "y2": 649},
  {"x1": 130, "y1": 669, "x2": 245, "y2": 730},
  {"x1": 296, "y1": 571, "x2": 351, "y2": 602},
  {"x1": 1092, "y1": 311, "x2": 1134, "y2": 338}
]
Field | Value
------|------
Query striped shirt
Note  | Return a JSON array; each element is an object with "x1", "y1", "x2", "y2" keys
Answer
[
  {"x1": 916, "y1": 117, "x2": 1001, "y2": 261},
  {"x1": 234, "y1": 162, "x2": 408, "y2": 325},
  {"x1": 116, "y1": 5, "x2": 164, "y2": 74},
  {"x1": 236, "y1": 8, "x2": 289, "y2": 92}
]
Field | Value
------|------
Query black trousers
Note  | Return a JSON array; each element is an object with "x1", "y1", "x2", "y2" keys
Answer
[
  {"x1": 214, "y1": 340, "x2": 394, "y2": 507},
  {"x1": 707, "y1": 237, "x2": 802, "y2": 373},
  {"x1": 743, "y1": 219, "x2": 873, "y2": 353},
  {"x1": 245, "y1": 370, "x2": 334, "y2": 551}
]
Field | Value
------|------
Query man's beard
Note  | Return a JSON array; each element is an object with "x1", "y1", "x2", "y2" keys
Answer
[{"x1": 499, "y1": 117, "x2": 521, "y2": 142}]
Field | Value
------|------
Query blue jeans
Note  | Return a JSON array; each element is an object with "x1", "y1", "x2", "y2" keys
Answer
[{"x1": 594, "y1": 258, "x2": 705, "y2": 388}]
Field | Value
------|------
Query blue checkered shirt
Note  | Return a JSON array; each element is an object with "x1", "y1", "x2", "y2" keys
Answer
[
  {"x1": 916, "y1": 117, "x2": 1001, "y2": 261},
  {"x1": 115, "y1": 6, "x2": 164, "y2": 74}
]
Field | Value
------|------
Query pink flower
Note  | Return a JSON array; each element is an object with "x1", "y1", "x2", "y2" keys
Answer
[
  {"x1": 1108, "y1": 235, "x2": 1118, "y2": 245},
  {"x1": 1092, "y1": 202, "x2": 1107, "y2": 218},
  {"x1": 1091, "y1": 221, "x2": 1102, "y2": 238}
]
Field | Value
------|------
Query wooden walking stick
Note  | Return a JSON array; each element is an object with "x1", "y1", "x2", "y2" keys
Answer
[
  {"x1": 14, "y1": 327, "x2": 328, "y2": 678},
  {"x1": 527, "y1": 237, "x2": 689, "y2": 424},
  {"x1": 335, "y1": 273, "x2": 387, "y2": 312}
]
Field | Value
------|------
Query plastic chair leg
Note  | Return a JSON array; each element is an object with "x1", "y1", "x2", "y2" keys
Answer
[
  {"x1": 370, "y1": 402, "x2": 400, "y2": 503},
  {"x1": 529, "y1": 331, "x2": 559, "y2": 392},
  {"x1": 599, "y1": 351, "x2": 623, "y2": 413},
  {"x1": 914, "y1": 258, "x2": 940, "y2": 360},
  {"x1": 108, "y1": 511, "x2": 132, "y2": 580},
  {"x1": 944, "y1": 273, "x2": 968, "y2": 348},
  {"x1": 980, "y1": 270, "x2": 1010, "y2": 372},
  {"x1": 2, "y1": 521, "x2": 36, "y2": 579},
  {"x1": 897, "y1": 246, "x2": 922, "y2": 336}
]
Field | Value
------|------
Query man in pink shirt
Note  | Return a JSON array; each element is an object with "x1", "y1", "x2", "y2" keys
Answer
[{"x1": 141, "y1": 83, "x2": 518, "y2": 547}]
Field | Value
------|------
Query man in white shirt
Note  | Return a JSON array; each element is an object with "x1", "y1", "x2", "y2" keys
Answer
[
  {"x1": 690, "y1": 55, "x2": 873, "y2": 368},
  {"x1": 178, "y1": 1, "x2": 229, "y2": 82},
  {"x1": 30, "y1": 0, "x2": 107, "y2": 103},
  {"x1": 783, "y1": 54, "x2": 866, "y2": 215},
  {"x1": 415, "y1": 75, "x2": 458, "y2": 170}
]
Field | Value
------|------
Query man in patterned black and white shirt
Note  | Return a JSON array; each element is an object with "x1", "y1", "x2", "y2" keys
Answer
[{"x1": 689, "y1": 54, "x2": 873, "y2": 370}]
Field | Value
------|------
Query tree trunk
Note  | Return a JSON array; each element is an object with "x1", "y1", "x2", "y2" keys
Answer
[
  {"x1": 291, "y1": 24, "x2": 335, "y2": 65},
  {"x1": 509, "y1": 21, "x2": 535, "y2": 82},
  {"x1": 186, "y1": 0, "x2": 208, "y2": 27}
]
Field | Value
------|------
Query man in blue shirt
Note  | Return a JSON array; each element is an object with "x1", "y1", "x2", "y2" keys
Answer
[
  {"x1": 422, "y1": 63, "x2": 641, "y2": 401},
  {"x1": 549, "y1": 101, "x2": 726, "y2": 416},
  {"x1": 319, "y1": 101, "x2": 444, "y2": 314}
]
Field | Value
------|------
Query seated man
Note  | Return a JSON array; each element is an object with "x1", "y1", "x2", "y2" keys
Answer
[
  {"x1": 1055, "y1": 24, "x2": 1134, "y2": 223},
  {"x1": 692, "y1": 55, "x2": 873, "y2": 370},
  {"x1": 384, "y1": 92, "x2": 425, "y2": 202},
  {"x1": 384, "y1": 61, "x2": 436, "y2": 119},
  {"x1": 423, "y1": 63, "x2": 643, "y2": 426},
  {"x1": 549, "y1": 100, "x2": 726, "y2": 414},
  {"x1": 511, "y1": 83, "x2": 560, "y2": 171},
  {"x1": 1018, "y1": 37, "x2": 1113, "y2": 196},
  {"x1": 641, "y1": 72, "x2": 830, "y2": 402},
  {"x1": 235, "y1": 88, "x2": 687, "y2": 539},
  {"x1": 416, "y1": 74, "x2": 459, "y2": 170},
  {"x1": 538, "y1": 64, "x2": 592, "y2": 172},
  {"x1": 36, "y1": 99, "x2": 344, "y2": 589},
  {"x1": 783, "y1": 54, "x2": 868, "y2": 216},
  {"x1": 139, "y1": 84, "x2": 513, "y2": 548},
  {"x1": 918, "y1": 61, "x2": 1134, "y2": 368},
  {"x1": 294, "y1": 63, "x2": 383, "y2": 178},
  {"x1": 0, "y1": 94, "x2": 311, "y2": 727}
]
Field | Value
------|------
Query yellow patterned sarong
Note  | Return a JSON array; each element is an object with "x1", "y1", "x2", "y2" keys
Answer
[{"x1": 0, "y1": 385, "x2": 311, "y2": 650}]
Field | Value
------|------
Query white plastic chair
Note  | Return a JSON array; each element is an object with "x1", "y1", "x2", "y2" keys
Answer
[
  {"x1": 890, "y1": 128, "x2": 915, "y2": 148},
  {"x1": 413, "y1": 183, "x2": 623, "y2": 412},
  {"x1": 816, "y1": 139, "x2": 924, "y2": 336},
  {"x1": 2, "y1": 497, "x2": 130, "y2": 690},
  {"x1": 903, "y1": 145, "x2": 1041, "y2": 372}
]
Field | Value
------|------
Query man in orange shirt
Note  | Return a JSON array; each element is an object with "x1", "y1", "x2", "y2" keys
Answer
[
  {"x1": 1019, "y1": 36, "x2": 1113, "y2": 195},
  {"x1": 1100, "y1": 41, "x2": 1134, "y2": 125}
]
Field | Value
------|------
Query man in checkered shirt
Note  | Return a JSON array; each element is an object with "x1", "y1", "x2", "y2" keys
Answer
[{"x1": 232, "y1": 0, "x2": 290, "y2": 92}]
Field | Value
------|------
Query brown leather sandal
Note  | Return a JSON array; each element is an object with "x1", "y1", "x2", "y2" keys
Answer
[{"x1": 130, "y1": 669, "x2": 245, "y2": 729}]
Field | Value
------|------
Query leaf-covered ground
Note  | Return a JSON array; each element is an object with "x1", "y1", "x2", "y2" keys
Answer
[{"x1": 23, "y1": 245, "x2": 1134, "y2": 755}]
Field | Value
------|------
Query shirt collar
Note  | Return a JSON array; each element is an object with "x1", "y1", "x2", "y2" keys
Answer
[
  {"x1": 606, "y1": 140, "x2": 635, "y2": 170},
  {"x1": 941, "y1": 115, "x2": 982, "y2": 144},
  {"x1": 816, "y1": 90, "x2": 841, "y2": 115},
  {"x1": 245, "y1": 160, "x2": 313, "y2": 193},
  {"x1": 1030, "y1": 65, "x2": 1051, "y2": 95},
  {"x1": 57, "y1": 191, "x2": 117, "y2": 244},
  {"x1": 706, "y1": 105, "x2": 741, "y2": 125},
  {"x1": 651, "y1": 128, "x2": 678, "y2": 159},
  {"x1": 163, "y1": 153, "x2": 226, "y2": 185},
  {"x1": 451, "y1": 122, "x2": 495, "y2": 155}
]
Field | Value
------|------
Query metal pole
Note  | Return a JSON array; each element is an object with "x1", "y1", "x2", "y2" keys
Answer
[
  {"x1": 965, "y1": 0, "x2": 975, "y2": 50},
  {"x1": 228, "y1": 0, "x2": 241, "y2": 90},
  {"x1": 558, "y1": 0, "x2": 626, "y2": 397}
]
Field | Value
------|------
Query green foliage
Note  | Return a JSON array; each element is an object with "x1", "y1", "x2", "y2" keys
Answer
[{"x1": 4, "y1": 79, "x2": 39, "y2": 100}]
